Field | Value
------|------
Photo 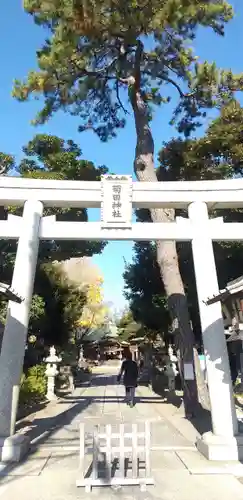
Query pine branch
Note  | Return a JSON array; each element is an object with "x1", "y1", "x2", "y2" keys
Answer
[
  {"x1": 116, "y1": 80, "x2": 129, "y2": 115},
  {"x1": 161, "y1": 75, "x2": 191, "y2": 98},
  {"x1": 144, "y1": 69, "x2": 195, "y2": 99}
]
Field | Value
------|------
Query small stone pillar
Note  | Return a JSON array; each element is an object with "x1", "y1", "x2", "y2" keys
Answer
[
  {"x1": 189, "y1": 201, "x2": 240, "y2": 461},
  {"x1": 164, "y1": 345, "x2": 178, "y2": 391},
  {"x1": 45, "y1": 346, "x2": 62, "y2": 401},
  {"x1": 78, "y1": 346, "x2": 85, "y2": 368},
  {"x1": 143, "y1": 343, "x2": 152, "y2": 384}
]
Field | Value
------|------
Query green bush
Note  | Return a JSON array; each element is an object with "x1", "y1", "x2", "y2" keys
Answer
[{"x1": 19, "y1": 363, "x2": 47, "y2": 407}]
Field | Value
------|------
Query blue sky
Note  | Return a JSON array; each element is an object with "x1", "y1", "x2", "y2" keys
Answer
[{"x1": 0, "y1": 1, "x2": 243, "y2": 312}]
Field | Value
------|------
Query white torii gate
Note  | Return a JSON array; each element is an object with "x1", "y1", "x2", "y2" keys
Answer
[{"x1": 0, "y1": 175, "x2": 243, "y2": 462}]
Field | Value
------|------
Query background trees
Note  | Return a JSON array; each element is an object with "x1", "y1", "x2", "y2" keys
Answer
[
  {"x1": 124, "y1": 101, "x2": 243, "y2": 345},
  {"x1": 3, "y1": 133, "x2": 107, "y2": 261},
  {"x1": 0, "y1": 135, "x2": 108, "y2": 354},
  {"x1": 116, "y1": 309, "x2": 142, "y2": 342},
  {"x1": 59, "y1": 256, "x2": 110, "y2": 341},
  {"x1": 78, "y1": 279, "x2": 108, "y2": 330},
  {"x1": 123, "y1": 239, "x2": 170, "y2": 336}
]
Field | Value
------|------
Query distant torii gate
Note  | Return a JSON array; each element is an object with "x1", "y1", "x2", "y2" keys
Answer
[{"x1": 0, "y1": 175, "x2": 243, "y2": 462}]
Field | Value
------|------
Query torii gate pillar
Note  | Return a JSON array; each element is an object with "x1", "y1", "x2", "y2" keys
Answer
[
  {"x1": 188, "y1": 202, "x2": 243, "y2": 460},
  {"x1": 0, "y1": 200, "x2": 43, "y2": 462}
]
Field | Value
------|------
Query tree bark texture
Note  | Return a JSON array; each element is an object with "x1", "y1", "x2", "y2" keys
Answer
[{"x1": 131, "y1": 87, "x2": 200, "y2": 416}]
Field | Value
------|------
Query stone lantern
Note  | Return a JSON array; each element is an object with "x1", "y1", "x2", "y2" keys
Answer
[{"x1": 45, "y1": 346, "x2": 62, "y2": 401}]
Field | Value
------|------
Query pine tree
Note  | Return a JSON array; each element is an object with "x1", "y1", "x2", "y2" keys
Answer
[{"x1": 13, "y1": 0, "x2": 243, "y2": 415}]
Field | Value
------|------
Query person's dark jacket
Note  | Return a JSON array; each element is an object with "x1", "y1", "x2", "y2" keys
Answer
[{"x1": 117, "y1": 359, "x2": 138, "y2": 387}]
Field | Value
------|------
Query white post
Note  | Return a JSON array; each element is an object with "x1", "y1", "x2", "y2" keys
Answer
[
  {"x1": 0, "y1": 200, "x2": 43, "y2": 460},
  {"x1": 189, "y1": 201, "x2": 240, "y2": 460}
]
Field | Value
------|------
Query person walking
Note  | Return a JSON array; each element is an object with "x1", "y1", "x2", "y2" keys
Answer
[{"x1": 117, "y1": 350, "x2": 138, "y2": 407}]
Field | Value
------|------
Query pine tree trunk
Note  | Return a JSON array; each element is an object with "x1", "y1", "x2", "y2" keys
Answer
[{"x1": 131, "y1": 87, "x2": 200, "y2": 416}]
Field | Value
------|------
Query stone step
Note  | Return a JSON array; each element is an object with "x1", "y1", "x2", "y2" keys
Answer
[{"x1": 176, "y1": 450, "x2": 243, "y2": 476}]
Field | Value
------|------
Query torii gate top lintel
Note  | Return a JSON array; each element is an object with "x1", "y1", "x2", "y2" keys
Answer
[
  {"x1": 1, "y1": 176, "x2": 243, "y2": 209},
  {"x1": 0, "y1": 175, "x2": 243, "y2": 241}
]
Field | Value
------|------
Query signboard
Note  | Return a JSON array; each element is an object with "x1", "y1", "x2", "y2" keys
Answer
[
  {"x1": 101, "y1": 175, "x2": 133, "y2": 229},
  {"x1": 184, "y1": 362, "x2": 194, "y2": 380}
]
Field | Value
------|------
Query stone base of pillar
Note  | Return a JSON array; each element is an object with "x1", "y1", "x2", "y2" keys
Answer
[
  {"x1": 0, "y1": 434, "x2": 30, "y2": 462},
  {"x1": 46, "y1": 393, "x2": 58, "y2": 401},
  {"x1": 197, "y1": 431, "x2": 243, "y2": 461}
]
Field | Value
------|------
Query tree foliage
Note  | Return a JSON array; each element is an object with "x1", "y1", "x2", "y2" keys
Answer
[
  {"x1": 24, "y1": 262, "x2": 87, "y2": 365},
  {"x1": 78, "y1": 277, "x2": 109, "y2": 330},
  {"x1": 19, "y1": 364, "x2": 47, "y2": 407},
  {"x1": 116, "y1": 309, "x2": 142, "y2": 341},
  {"x1": 124, "y1": 102, "x2": 243, "y2": 340},
  {"x1": 0, "y1": 153, "x2": 15, "y2": 175},
  {"x1": 0, "y1": 134, "x2": 107, "y2": 263},
  {"x1": 124, "y1": 235, "x2": 200, "y2": 341},
  {"x1": 0, "y1": 135, "x2": 107, "y2": 351},
  {"x1": 28, "y1": 295, "x2": 46, "y2": 338},
  {"x1": 158, "y1": 99, "x2": 243, "y2": 182},
  {"x1": 124, "y1": 236, "x2": 170, "y2": 333},
  {"x1": 59, "y1": 257, "x2": 110, "y2": 333},
  {"x1": 35, "y1": 262, "x2": 87, "y2": 347},
  {"x1": 14, "y1": 1, "x2": 243, "y2": 139}
]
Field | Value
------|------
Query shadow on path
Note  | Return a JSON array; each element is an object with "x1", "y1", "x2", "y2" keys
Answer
[
  {"x1": 150, "y1": 380, "x2": 183, "y2": 409},
  {"x1": 188, "y1": 407, "x2": 212, "y2": 435},
  {"x1": 0, "y1": 366, "x2": 210, "y2": 494},
  {"x1": 0, "y1": 384, "x2": 92, "y2": 487},
  {"x1": 22, "y1": 396, "x2": 91, "y2": 446},
  {"x1": 151, "y1": 375, "x2": 212, "y2": 434}
]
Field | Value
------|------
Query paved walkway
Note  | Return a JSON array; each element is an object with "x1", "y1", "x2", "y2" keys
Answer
[{"x1": 0, "y1": 363, "x2": 243, "y2": 499}]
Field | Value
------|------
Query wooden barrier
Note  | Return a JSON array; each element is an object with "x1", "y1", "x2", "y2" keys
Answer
[{"x1": 76, "y1": 421, "x2": 154, "y2": 492}]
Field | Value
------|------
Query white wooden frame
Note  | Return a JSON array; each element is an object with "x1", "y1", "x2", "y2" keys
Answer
[{"x1": 76, "y1": 421, "x2": 153, "y2": 492}]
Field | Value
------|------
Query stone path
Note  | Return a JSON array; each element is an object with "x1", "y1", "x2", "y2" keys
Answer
[{"x1": 0, "y1": 364, "x2": 243, "y2": 499}]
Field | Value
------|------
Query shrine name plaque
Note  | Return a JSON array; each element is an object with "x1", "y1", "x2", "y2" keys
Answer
[{"x1": 101, "y1": 175, "x2": 133, "y2": 229}]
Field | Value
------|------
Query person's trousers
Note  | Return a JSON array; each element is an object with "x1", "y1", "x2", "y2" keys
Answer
[{"x1": 125, "y1": 386, "x2": 135, "y2": 404}]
